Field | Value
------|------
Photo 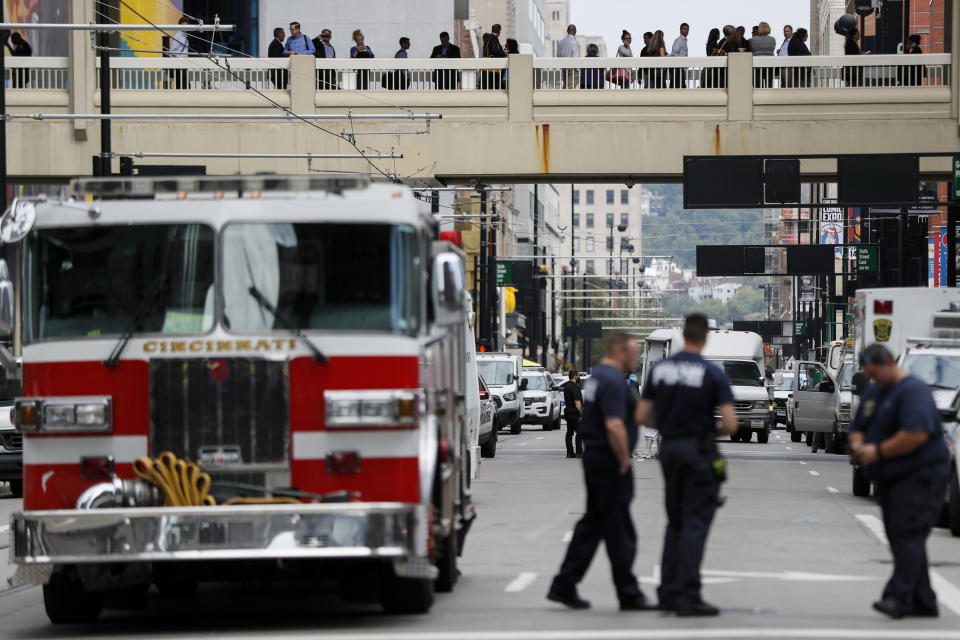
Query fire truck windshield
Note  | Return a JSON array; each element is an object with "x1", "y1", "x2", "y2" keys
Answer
[
  {"x1": 23, "y1": 225, "x2": 215, "y2": 342},
  {"x1": 222, "y1": 223, "x2": 420, "y2": 335}
]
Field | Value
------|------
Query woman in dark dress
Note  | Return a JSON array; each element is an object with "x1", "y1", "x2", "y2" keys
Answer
[
  {"x1": 844, "y1": 28, "x2": 862, "y2": 87},
  {"x1": 787, "y1": 27, "x2": 811, "y2": 87},
  {"x1": 645, "y1": 30, "x2": 667, "y2": 88},
  {"x1": 702, "y1": 28, "x2": 721, "y2": 88}
]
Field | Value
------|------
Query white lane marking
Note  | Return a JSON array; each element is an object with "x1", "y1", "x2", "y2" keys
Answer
[
  {"x1": 536, "y1": 436, "x2": 544, "y2": 440},
  {"x1": 856, "y1": 513, "x2": 960, "y2": 616},
  {"x1": 827, "y1": 486, "x2": 839, "y2": 493},
  {"x1": 786, "y1": 446, "x2": 793, "y2": 451},
  {"x1": 519, "y1": 442, "x2": 528, "y2": 446},
  {"x1": 701, "y1": 569, "x2": 877, "y2": 582},
  {"x1": 809, "y1": 470, "x2": 820, "y2": 476},
  {"x1": 0, "y1": 525, "x2": 8, "y2": 534},
  {"x1": 505, "y1": 571, "x2": 538, "y2": 593},
  {"x1": 798, "y1": 461, "x2": 807, "y2": 466},
  {"x1": 856, "y1": 513, "x2": 889, "y2": 546},
  {"x1": 930, "y1": 570, "x2": 960, "y2": 617},
  {"x1": 220, "y1": 629, "x2": 960, "y2": 639},
  {"x1": 562, "y1": 531, "x2": 573, "y2": 543}
]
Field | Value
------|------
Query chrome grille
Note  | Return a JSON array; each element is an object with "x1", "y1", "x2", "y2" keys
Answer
[
  {"x1": 0, "y1": 432, "x2": 22, "y2": 451},
  {"x1": 150, "y1": 358, "x2": 289, "y2": 469},
  {"x1": 734, "y1": 401, "x2": 754, "y2": 412}
]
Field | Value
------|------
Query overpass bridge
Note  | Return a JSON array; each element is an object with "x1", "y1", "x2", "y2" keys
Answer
[{"x1": 4, "y1": 46, "x2": 960, "y2": 185}]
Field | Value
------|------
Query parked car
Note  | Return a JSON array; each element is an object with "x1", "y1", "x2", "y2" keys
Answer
[
  {"x1": 792, "y1": 358, "x2": 854, "y2": 453},
  {"x1": 477, "y1": 352, "x2": 523, "y2": 434},
  {"x1": 478, "y1": 376, "x2": 497, "y2": 458},
  {"x1": 520, "y1": 369, "x2": 561, "y2": 431},
  {"x1": 771, "y1": 369, "x2": 794, "y2": 428}
]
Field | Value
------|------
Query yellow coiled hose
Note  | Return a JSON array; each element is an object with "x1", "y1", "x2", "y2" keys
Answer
[{"x1": 133, "y1": 452, "x2": 299, "y2": 506}]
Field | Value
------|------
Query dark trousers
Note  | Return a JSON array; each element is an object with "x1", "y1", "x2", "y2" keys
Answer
[
  {"x1": 658, "y1": 437, "x2": 720, "y2": 608},
  {"x1": 565, "y1": 412, "x2": 583, "y2": 456},
  {"x1": 552, "y1": 449, "x2": 642, "y2": 601},
  {"x1": 877, "y1": 464, "x2": 949, "y2": 611}
]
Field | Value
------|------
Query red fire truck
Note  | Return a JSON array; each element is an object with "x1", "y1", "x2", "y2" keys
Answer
[{"x1": 1, "y1": 176, "x2": 475, "y2": 623}]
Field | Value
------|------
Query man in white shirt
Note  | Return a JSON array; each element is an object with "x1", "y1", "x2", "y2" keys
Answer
[
  {"x1": 670, "y1": 23, "x2": 689, "y2": 88},
  {"x1": 168, "y1": 16, "x2": 190, "y2": 89},
  {"x1": 777, "y1": 25, "x2": 793, "y2": 55},
  {"x1": 556, "y1": 24, "x2": 580, "y2": 89},
  {"x1": 777, "y1": 24, "x2": 793, "y2": 87}
]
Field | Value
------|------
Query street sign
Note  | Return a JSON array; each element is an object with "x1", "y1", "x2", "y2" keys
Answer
[
  {"x1": 794, "y1": 322, "x2": 806, "y2": 337},
  {"x1": 495, "y1": 261, "x2": 512, "y2": 286},
  {"x1": 856, "y1": 245, "x2": 879, "y2": 273},
  {"x1": 953, "y1": 156, "x2": 960, "y2": 202}
]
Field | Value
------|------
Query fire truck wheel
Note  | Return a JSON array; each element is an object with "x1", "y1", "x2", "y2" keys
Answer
[
  {"x1": 435, "y1": 532, "x2": 459, "y2": 593},
  {"x1": 510, "y1": 422, "x2": 522, "y2": 435},
  {"x1": 43, "y1": 568, "x2": 103, "y2": 624},
  {"x1": 8, "y1": 479, "x2": 22, "y2": 498},
  {"x1": 380, "y1": 572, "x2": 435, "y2": 614}
]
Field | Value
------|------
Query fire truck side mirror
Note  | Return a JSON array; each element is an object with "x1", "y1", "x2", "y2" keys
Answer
[
  {"x1": 0, "y1": 259, "x2": 14, "y2": 338},
  {"x1": 432, "y1": 252, "x2": 466, "y2": 325}
]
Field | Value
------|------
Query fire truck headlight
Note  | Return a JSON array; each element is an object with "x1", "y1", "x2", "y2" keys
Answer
[
  {"x1": 17, "y1": 397, "x2": 113, "y2": 432},
  {"x1": 325, "y1": 391, "x2": 419, "y2": 427},
  {"x1": 76, "y1": 403, "x2": 109, "y2": 427},
  {"x1": 44, "y1": 405, "x2": 76, "y2": 428},
  {"x1": 503, "y1": 392, "x2": 517, "y2": 402}
]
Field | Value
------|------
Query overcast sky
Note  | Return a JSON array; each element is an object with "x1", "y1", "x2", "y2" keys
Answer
[{"x1": 571, "y1": 0, "x2": 811, "y2": 55}]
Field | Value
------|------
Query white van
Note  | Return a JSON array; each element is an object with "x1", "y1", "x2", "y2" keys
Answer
[
  {"x1": 642, "y1": 329, "x2": 772, "y2": 443},
  {"x1": 477, "y1": 352, "x2": 523, "y2": 434}
]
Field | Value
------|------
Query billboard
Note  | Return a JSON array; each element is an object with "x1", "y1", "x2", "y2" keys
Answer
[
  {"x1": 820, "y1": 198, "x2": 844, "y2": 245},
  {"x1": 3, "y1": 0, "x2": 69, "y2": 56},
  {"x1": 941, "y1": 228, "x2": 948, "y2": 287},
  {"x1": 120, "y1": 0, "x2": 184, "y2": 57}
]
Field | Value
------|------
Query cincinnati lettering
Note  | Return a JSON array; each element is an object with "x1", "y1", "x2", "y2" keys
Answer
[{"x1": 143, "y1": 339, "x2": 297, "y2": 354}]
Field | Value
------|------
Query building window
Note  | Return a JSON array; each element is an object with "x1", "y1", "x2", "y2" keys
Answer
[
  {"x1": 621, "y1": 189, "x2": 629, "y2": 204},
  {"x1": 606, "y1": 236, "x2": 613, "y2": 251},
  {"x1": 586, "y1": 260, "x2": 595, "y2": 273},
  {"x1": 572, "y1": 213, "x2": 579, "y2": 227},
  {"x1": 620, "y1": 213, "x2": 629, "y2": 227},
  {"x1": 586, "y1": 213, "x2": 594, "y2": 228},
  {"x1": 573, "y1": 237, "x2": 581, "y2": 252},
  {"x1": 586, "y1": 190, "x2": 594, "y2": 205},
  {"x1": 573, "y1": 190, "x2": 579, "y2": 204},
  {"x1": 586, "y1": 237, "x2": 594, "y2": 252},
  {"x1": 605, "y1": 213, "x2": 614, "y2": 227},
  {"x1": 606, "y1": 190, "x2": 614, "y2": 204}
]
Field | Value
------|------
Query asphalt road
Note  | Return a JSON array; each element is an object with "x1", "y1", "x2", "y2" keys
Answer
[{"x1": 2, "y1": 426, "x2": 960, "y2": 639}]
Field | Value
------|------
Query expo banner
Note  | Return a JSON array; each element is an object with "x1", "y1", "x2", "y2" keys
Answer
[{"x1": 120, "y1": 0, "x2": 184, "y2": 56}]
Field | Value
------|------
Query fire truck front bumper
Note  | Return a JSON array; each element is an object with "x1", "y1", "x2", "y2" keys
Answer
[{"x1": 11, "y1": 503, "x2": 426, "y2": 567}]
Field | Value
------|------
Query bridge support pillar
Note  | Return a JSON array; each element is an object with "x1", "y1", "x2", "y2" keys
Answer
[
  {"x1": 68, "y1": 0, "x2": 94, "y2": 142},
  {"x1": 290, "y1": 55, "x2": 317, "y2": 115},
  {"x1": 727, "y1": 52, "x2": 753, "y2": 122},
  {"x1": 508, "y1": 55, "x2": 533, "y2": 123}
]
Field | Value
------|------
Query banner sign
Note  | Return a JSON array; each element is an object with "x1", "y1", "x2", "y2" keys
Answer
[{"x1": 820, "y1": 198, "x2": 844, "y2": 245}]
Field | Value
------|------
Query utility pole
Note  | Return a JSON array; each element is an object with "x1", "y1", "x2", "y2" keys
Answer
[
  {"x1": 1, "y1": 31, "x2": 6, "y2": 212},
  {"x1": 488, "y1": 203, "x2": 499, "y2": 350},
  {"x1": 531, "y1": 185, "x2": 539, "y2": 362},
  {"x1": 97, "y1": 17, "x2": 111, "y2": 176},
  {"x1": 478, "y1": 190, "x2": 489, "y2": 347}
]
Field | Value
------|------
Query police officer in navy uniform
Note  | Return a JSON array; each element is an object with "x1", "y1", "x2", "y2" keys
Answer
[
  {"x1": 548, "y1": 332, "x2": 654, "y2": 611},
  {"x1": 636, "y1": 314, "x2": 738, "y2": 616},
  {"x1": 850, "y1": 344, "x2": 951, "y2": 619},
  {"x1": 563, "y1": 370, "x2": 584, "y2": 458}
]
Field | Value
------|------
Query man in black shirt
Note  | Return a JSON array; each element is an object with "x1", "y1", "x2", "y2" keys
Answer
[
  {"x1": 850, "y1": 344, "x2": 950, "y2": 619},
  {"x1": 637, "y1": 314, "x2": 737, "y2": 616},
  {"x1": 548, "y1": 333, "x2": 654, "y2": 611},
  {"x1": 563, "y1": 370, "x2": 583, "y2": 458}
]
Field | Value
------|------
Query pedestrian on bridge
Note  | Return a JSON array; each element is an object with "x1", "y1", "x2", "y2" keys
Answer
[
  {"x1": 669, "y1": 23, "x2": 689, "y2": 89},
  {"x1": 557, "y1": 24, "x2": 581, "y2": 89},
  {"x1": 431, "y1": 32, "x2": 461, "y2": 90},
  {"x1": 850, "y1": 344, "x2": 950, "y2": 619},
  {"x1": 548, "y1": 332, "x2": 654, "y2": 612},
  {"x1": 636, "y1": 313, "x2": 738, "y2": 616}
]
